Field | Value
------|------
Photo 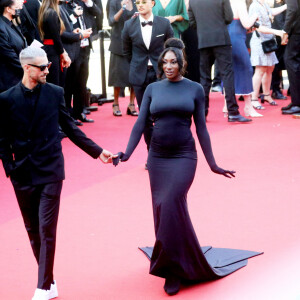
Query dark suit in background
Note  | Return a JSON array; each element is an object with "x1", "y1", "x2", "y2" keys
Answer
[
  {"x1": 188, "y1": 0, "x2": 240, "y2": 117},
  {"x1": 284, "y1": 0, "x2": 300, "y2": 107},
  {"x1": 271, "y1": 0, "x2": 287, "y2": 97},
  {"x1": 64, "y1": 0, "x2": 103, "y2": 121},
  {"x1": 0, "y1": 15, "x2": 27, "y2": 92},
  {"x1": 122, "y1": 15, "x2": 173, "y2": 148},
  {"x1": 0, "y1": 82, "x2": 103, "y2": 290}
]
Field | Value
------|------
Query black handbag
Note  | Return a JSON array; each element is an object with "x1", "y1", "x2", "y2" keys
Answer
[
  {"x1": 261, "y1": 38, "x2": 278, "y2": 54},
  {"x1": 255, "y1": 31, "x2": 278, "y2": 54}
]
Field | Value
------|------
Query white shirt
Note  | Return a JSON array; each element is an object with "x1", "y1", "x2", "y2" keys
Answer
[{"x1": 139, "y1": 14, "x2": 154, "y2": 66}]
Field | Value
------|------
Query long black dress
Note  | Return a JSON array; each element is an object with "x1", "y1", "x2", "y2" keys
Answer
[{"x1": 122, "y1": 78, "x2": 262, "y2": 282}]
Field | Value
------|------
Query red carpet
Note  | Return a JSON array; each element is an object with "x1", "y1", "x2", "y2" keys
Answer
[{"x1": 1, "y1": 92, "x2": 300, "y2": 299}]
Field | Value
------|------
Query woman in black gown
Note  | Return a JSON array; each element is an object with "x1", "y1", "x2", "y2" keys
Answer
[{"x1": 114, "y1": 39, "x2": 262, "y2": 296}]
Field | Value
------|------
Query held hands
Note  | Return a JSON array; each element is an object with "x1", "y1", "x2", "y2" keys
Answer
[
  {"x1": 211, "y1": 165, "x2": 236, "y2": 179},
  {"x1": 112, "y1": 152, "x2": 129, "y2": 166},
  {"x1": 99, "y1": 149, "x2": 118, "y2": 164}
]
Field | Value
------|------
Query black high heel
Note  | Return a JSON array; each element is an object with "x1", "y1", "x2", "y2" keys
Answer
[
  {"x1": 261, "y1": 94, "x2": 277, "y2": 106},
  {"x1": 164, "y1": 276, "x2": 180, "y2": 296},
  {"x1": 126, "y1": 104, "x2": 138, "y2": 116}
]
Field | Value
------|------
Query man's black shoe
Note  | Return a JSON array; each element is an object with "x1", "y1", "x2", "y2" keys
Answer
[
  {"x1": 228, "y1": 114, "x2": 252, "y2": 123},
  {"x1": 281, "y1": 102, "x2": 293, "y2": 111},
  {"x1": 74, "y1": 119, "x2": 83, "y2": 126},
  {"x1": 272, "y1": 91, "x2": 287, "y2": 100},
  {"x1": 282, "y1": 106, "x2": 300, "y2": 115},
  {"x1": 78, "y1": 113, "x2": 94, "y2": 123}
]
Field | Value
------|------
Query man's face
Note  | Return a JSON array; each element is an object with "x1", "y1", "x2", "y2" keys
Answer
[
  {"x1": 27, "y1": 56, "x2": 50, "y2": 85},
  {"x1": 135, "y1": 0, "x2": 154, "y2": 17}
]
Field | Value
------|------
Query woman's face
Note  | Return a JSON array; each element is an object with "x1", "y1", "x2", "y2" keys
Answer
[{"x1": 162, "y1": 51, "x2": 181, "y2": 81}]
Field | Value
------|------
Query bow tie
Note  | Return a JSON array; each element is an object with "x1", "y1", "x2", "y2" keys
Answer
[{"x1": 141, "y1": 21, "x2": 153, "y2": 27}]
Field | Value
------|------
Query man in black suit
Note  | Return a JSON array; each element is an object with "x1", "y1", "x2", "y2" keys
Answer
[
  {"x1": 281, "y1": 0, "x2": 300, "y2": 115},
  {"x1": 188, "y1": 0, "x2": 251, "y2": 122},
  {"x1": 0, "y1": 46, "x2": 114, "y2": 300},
  {"x1": 64, "y1": 0, "x2": 103, "y2": 123},
  {"x1": 122, "y1": 0, "x2": 173, "y2": 149},
  {"x1": 271, "y1": 0, "x2": 287, "y2": 100}
]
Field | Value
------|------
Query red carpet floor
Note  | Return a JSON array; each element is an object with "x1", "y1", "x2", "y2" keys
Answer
[{"x1": 1, "y1": 92, "x2": 300, "y2": 300}]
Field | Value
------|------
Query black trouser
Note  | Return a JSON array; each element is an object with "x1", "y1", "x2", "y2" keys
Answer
[
  {"x1": 285, "y1": 34, "x2": 300, "y2": 106},
  {"x1": 132, "y1": 67, "x2": 156, "y2": 150},
  {"x1": 65, "y1": 46, "x2": 90, "y2": 119},
  {"x1": 199, "y1": 45, "x2": 239, "y2": 116},
  {"x1": 12, "y1": 180, "x2": 63, "y2": 290},
  {"x1": 271, "y1": 41, "x2": 286, "y2": 92}
]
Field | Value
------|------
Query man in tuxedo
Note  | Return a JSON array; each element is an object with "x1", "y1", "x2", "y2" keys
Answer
[
  {"x1": 122, "y1": 0, "x2": 174, "y2": 150},
  {"x1": 188, "y1": 0, "x2": 251, "y2": 122},
  {"x1": 0, "y1": 46, "x2": 114, "y2": 300},
  {"x1": 281, "y1": 0, "x2": 300, "y2": 116}
]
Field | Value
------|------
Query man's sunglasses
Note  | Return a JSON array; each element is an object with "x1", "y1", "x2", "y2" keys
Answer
[{"x1": 28, "y1": 62, "x2": 52, "y2": 71}]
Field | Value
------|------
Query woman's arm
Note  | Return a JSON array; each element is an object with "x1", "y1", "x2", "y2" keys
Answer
[
  {"x1": 121, "y1": 85, "x2": 152, "y2": 160},
  {"x1": 271, "y1": 4, "x2": 287, "y2": 16},
  {"x1": 235, "y1": 0, "x2": 258, "y2": 29}
]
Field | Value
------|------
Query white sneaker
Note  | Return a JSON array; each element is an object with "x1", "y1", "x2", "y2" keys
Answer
[
  {"x1": 49, "y1": 280, "x2": 58, "y2": 299},
  {"x1": 32, "y1": 288, "x2": 49, "y2": 300}
]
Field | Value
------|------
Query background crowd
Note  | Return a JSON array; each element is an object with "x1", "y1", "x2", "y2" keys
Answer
[{"x1": 0, "y1": 0, "x2": 299, "y2": 126}]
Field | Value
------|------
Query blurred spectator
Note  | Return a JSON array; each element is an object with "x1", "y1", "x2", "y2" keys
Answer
[
  {"x1": 107, "y1": 0, "x2": 137, "y2": 117},
  {"x1": 152, "y1": 0, "x2": 188, "y2": 38},
  {"x1": 0, "y1": 0, "x2": 27, "y2": 92},
  {"x1": 38, "y1": 0, "x2": 71, "y2": 86}
]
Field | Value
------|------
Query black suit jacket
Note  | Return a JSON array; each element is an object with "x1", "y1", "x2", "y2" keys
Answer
[
  {"x1": 0, "y1": 16, "x2": 27, "y2": 92},
  {"x1": 284, "y1": 0, "x2": 300, "y2": 35},
  {"x1": 0, "y1": 82, "x2": 103, "y2": 185},
  {"x1": 188, "y1": 0, "x2": 233, "y2": 49},
  {"x1": 60, "y1": 4, "x2": 81, "y2": 62},
  {"x1": 122, "y1": 15, "x2": 174, "y2": 86},
  {"x1": 73, "y1": 0, "x2": 103, "y2": 44}
]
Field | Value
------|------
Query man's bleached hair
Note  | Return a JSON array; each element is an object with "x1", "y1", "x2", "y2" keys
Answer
[{"x1": 19, "y1": 47, "x2": 47, "y2": 66}]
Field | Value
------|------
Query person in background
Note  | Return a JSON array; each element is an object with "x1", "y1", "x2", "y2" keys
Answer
[
  {"x1": 152, "y1": 0, "x2": 188, "y2": 38},
  {"x1": 249, "y1": 0, "x2": 286, "y2": 109},
  {"x1": 271, "y1": 0, "x2": 288, "y2": 100},
  {"x1": 188, "y1": 0, "x2": 251, "y2": 122},
  {"x1": 281, "y1": 0, "x2": 300, "y2": 116},
  {"x1": 108, "y1": 0, "x2": 138, "y2": 117},
  {"x1": 122, "y1": 0, "x2": 173, "y2": 156},
  {"x1": 38, "y1": 0, "x2": 71, "y2": 86},
  {"x1": 227, "y1": 0, "x2": 284, "y2": 117},
  {"x1": 0, "y1": 0, "x2": 27, "y2": 92}
]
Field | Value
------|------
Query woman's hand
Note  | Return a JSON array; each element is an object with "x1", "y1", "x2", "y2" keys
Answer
[
  {"x1": 165, "y1": 16, "x2": 178, "y2": 23},
  {"x1": 60, "y1": 51, "x2": 71, "y2": 68},
  {"x1": 211, "y1": 165, "x2": 236, "y2": 178},
  {"x1": 112, "y1": 152, "x2": 129, "y2": 166}
]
